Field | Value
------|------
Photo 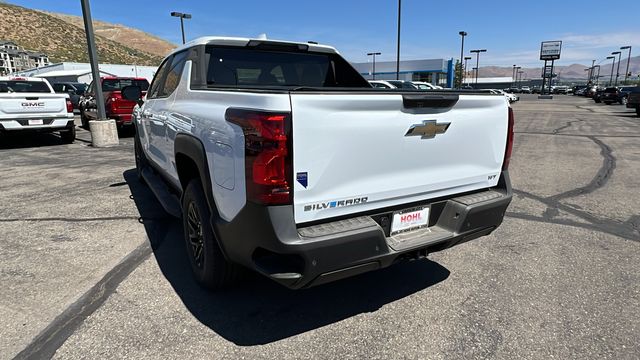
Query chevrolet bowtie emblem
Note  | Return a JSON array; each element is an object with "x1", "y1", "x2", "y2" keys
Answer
[{"x1": 405, "y1": 120, "x2": 451, "y2": 139}]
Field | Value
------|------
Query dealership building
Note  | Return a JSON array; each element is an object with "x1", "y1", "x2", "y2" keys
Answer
[
  {"x1": 351, "y1": 58, "x2": 455, "y2": 88},
  {"x1": 14, "y1": 62, "x2": 158, "y2": 84}
]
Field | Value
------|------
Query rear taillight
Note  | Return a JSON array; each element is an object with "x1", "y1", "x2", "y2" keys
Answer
[
  {"x1": 66, "y1": 99, "x2": 73, "y2": 113},
  {"x1": 502, "y1": 107, "x2": 515, "y2": 171},
  {"x1": 226, "y1": 109, "x2": 292, "y2": 205}
]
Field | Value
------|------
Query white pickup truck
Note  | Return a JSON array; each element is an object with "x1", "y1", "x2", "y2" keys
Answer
[
  {"x1": 0, "y1": 76, "x2": 76, "y2": 143},
  {"x1": 122, "y1": 37, "x2": 514, "y2": 290}
]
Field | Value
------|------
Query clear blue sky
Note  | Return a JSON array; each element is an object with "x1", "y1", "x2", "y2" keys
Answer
[{"x1": 7, "y1": 0, "x2": 640, "y2": 67}]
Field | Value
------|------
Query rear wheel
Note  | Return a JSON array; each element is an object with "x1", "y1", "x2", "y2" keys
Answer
[
  {"x1": 182, "y1": 179, "x2": 239, "y2": 290},
  {"x1": 60, "y1": 126, "x2": 76, "y2": 144}
]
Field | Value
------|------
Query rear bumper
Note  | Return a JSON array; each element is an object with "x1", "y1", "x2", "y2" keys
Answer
[
  {"x1": 214, "y1": 171, "x2": 513, "y2": 289},
  {"x1": 108, "y1": 113, "x2": 133, "y2": 126},
  {"x1": 0, "y1": 118, "x2": 75, "y2": 132}
]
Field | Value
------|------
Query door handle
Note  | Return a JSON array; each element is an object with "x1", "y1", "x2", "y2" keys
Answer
[
  {"x1": 142, "y1": 110, "x2": 152, "y2": 118},
  {"x1": 155, "y1": 114, "x2": 167, "y2": 121}
]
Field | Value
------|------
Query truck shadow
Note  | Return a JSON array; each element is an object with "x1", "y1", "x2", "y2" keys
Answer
[
  {"x1": 0, "y1": 131, "x2": 69, "y2": 149},
  {"x1": 125, "y1": 170, "x2": 451, "y2": 346}
]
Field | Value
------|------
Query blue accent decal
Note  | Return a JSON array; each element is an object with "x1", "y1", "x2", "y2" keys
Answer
[
  {"x1": 446, "y1": 59, "x2": 454, "y2": 88},
  {"x1": 296, "y1": 172, "x2": 308, "y2": 188},
  {"x1": 330, "y1": 201, "x2": 337, "y2": 208}
]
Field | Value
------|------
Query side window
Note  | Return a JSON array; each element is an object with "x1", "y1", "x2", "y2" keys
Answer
[
  {"x1": 87, "y1": 81, "x2": 95, "y2": 94},
  {"x1": 159, "y1": 50, "x2": 188, "y2": 97},
  {"x1": 52, "y1": 84, "x2": 63, "y2": 92},
  {"x1": 147, "y1": 56, "x2": 172, "y2": 99}
]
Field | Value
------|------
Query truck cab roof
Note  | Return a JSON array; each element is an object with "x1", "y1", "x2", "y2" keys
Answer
[{"x1": 169, "y1": 36, "x2": 339, "y2": 57}]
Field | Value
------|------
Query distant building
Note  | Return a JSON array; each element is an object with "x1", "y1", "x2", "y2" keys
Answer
[
  {"x1": 0, "y1": 40, "x2": 50, "y2": 74},
  {"x1": 351, "y1": 58, "x2": 454, "y2": 88},
  {"x1": 14, "y1": 62, "x2": 158, "y2": 84}
]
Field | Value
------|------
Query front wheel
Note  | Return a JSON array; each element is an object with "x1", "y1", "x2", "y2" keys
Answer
[
  {"x1": 182, "y1": 179, "x2": 239, "y2": 290},
  {"x1": 134, "y1": 134, "x2": 147, "y2": 183}
]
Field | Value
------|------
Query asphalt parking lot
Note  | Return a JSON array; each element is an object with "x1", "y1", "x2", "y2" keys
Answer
[{"x1": 1, "y1": 95, "x2": 639, "y2": 359}]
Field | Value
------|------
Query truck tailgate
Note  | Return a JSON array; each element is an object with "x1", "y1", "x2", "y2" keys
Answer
[
  {"x1": 290, "y1": 92, "x2": 508, "y2": 224},
  {"x1": 0, "y1": 93, "x2": 67, "y2": 116}
]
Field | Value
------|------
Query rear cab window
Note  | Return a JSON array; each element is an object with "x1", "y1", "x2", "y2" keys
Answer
[
  {"x1": 0, "y1": 80, "x2": 51, "y2": 93},
  {"x1": 102, "y1": 79, "x2": 149, "y2": 92},
  {"x1": 201, "y1": 45, "x2": 370, "y2": 88}
]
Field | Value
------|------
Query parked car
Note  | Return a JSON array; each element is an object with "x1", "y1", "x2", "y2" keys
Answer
[
  {"x1": 51, "y1": 82, "x2": 87, "y2": 110},
  {"x1": 386, "y1": 80, "x2": 418, "y2": 89},
  {"x1": 490, "y1": 89, "x2": 518, "y2": 103},
  {"x1": 592, "y1": 88, "x2": 606, "y2": 103},
  {"x1": 572, "y1": 85, "x2": 587, "y2": 95},
  {"x1": 625, "y1": 86, "x2": 640, "y2": 116},
  {"x1": 553, "y1": 85, "x2": 569, "y2": 94},
  {"x1": 123, "y1": 36, "x2": 513, "y2": 290},
  {"x1": 520, "y1": 86, "x2": 532, "y2": 94},
  {"x1": 411, "y1": 81, "x2": 438, "y2": 90},
  {"x1": 80, "y1": 76, "x2": 149, "y2": 129},
  {"x1": 508, "y1": 87, "x2": 520, "y2": 94},
  {"x1": 0, "y1": 76, "x2": 75, "y2": 142},
  {"x1": 531, "y1": 86, "x2": 541, "y2": 94},
  {"x1": 368, "y1": 80, "x2": 396, "y2": 89},
  {"x1": 601, "y1": 87, "x2": 626, "y2": 105}
]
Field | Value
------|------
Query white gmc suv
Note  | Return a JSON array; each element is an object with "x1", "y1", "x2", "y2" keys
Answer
[
  {"x1": 122, "y1": 37, "x2": 514, "y2": 290},
  {"x1": 0, "y1": 76, "x2": 76, "y2": 142}
]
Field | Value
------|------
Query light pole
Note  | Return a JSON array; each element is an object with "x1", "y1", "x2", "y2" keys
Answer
[
  {"x1": 470, "y1": 49, "x2": 486, "y2": 85},
  {"x1": 588, "y1": 60, "x2": 595, "y2": 83},
  {"x1": 517, "y1": 70, "x2": 524, "y2": 88},
  {"x1": 593, "y1": 65, "x2": 601, "y2": 86},
  {"x1": 584, "y1": 68, "x2": 591, "y2": 84},
  {"x1": 621, "y1": 46, "x2": 632, "y2": 84},
  {"x1": 606, "y1": 56, "x2": 616, "y2": 86},
  {"x1": 170, "y1": 11, "x2": 192, "y2": 44},
  {"x1": 611, "y1": 51, "x2": 622, "y2": 86},
  {"x1": 512, "y1": 65, "x2": 516, "y2": 87},
  {"x1": 464, "y1": 56, "x2": 471, "y2": 85},
  {"x1": 514, "y1": 66, "x2": 521, "y2": 88},
  {"x1": 367, "y1": 52, "x2": 381, "y2": 80},
  {"x1": 396, "y1": 0, "x2": 401, "y2": 80},
  {"x1": 458, "y1": 31, "x2": 467, "y2": 89},
  {"x1": 471, "y1": 67, "x2": 478, "y2": 87},
  {"x1": 81, "y1": 0, "x2": 105, "y2": 122}
]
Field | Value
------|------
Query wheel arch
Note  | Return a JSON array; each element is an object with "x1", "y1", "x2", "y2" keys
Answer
[{"x1": 174, "y1": 134, "x2": 217, "y2": 212}]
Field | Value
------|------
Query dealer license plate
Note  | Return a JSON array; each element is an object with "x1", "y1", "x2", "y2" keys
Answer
[
  {"x1": 391, "y1": 206, "x2": 430, "y2": 235},
  {"x1": 28, "y1": 119, "x2": 44, "y2": 125}
]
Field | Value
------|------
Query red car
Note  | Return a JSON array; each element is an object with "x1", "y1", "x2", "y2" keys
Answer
[{"x1": 80, "y1": 77, "x2": 149, "y2": 129}]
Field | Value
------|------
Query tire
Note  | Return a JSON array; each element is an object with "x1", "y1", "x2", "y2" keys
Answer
[
  {"x1": 80, "y1": 109, "x2": 89, "y2": 129},
  {"x1": 636, "y1": 107, "x2": 640, "y2": 117},
  {"x1": 60, "y1": 126, "x2": 76, "y2": 144},
  {"x1": 182, "y1": 179, "x2": 239, "y2": 290},
  {"x1": 134, "y1": 134, "x2": 147, "y2": 183}
]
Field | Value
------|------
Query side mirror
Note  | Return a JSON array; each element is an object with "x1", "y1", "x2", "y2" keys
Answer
[{"x1": 121, "y1": 85, "x2": 143, "y2": 106}]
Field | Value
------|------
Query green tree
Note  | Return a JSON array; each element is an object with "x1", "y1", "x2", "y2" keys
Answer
[{"x1": 454, "y1": 60, "x2": 463, "y2": 89}]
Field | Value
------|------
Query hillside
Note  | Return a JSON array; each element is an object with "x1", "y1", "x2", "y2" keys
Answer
[
  {"x1": 0, "y1": 2, "x2": 163, "y2": 66},
  {"x1": 45, "y1": 12, "x2": 175, "y2": 58},
  {"x1": 478, "y1": 57, "x2": 640, "y2": 81}
]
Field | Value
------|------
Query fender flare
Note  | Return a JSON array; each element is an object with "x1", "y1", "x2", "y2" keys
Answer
[{"x1": 174, "y1": 134, "x2": 217, "y2": 212}]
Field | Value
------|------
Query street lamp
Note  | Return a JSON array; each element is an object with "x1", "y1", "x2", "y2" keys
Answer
[
  {"x1": 470, "y1": 49, "x2": 486, "y2": 85},
  {"x1": 396, "y1": 0, "x2": 401, "y2": 80},
  {"x1": 514, "y1": 66, "x2": 521, "y2": 88},
  {"x1": 464, "y1": 56, "x2": 471, "y2": 85},
  {"x1": 367, "y1": 52, "x2": 381, "y2": 80},
  {"x1": 458, "y1": 31, "x2": 467, "y2": 89},
  {"x1": 621, "y1": 46, "x2": 632, "y2": 84},
  {"x1": 611, "y1": 51, "x2": 622, "y2": 86},
  {"x1": 606, "y1": 56, "x2": 616, "y2": 86},
  {"x1": 592, "y1": 65, "x2": 601, "y2": 86},
  {"x1": 170, "y1": 11, "x2": 192, "y2": 44},
  {"x1": 512, "y1": 65, "x2": 516, "y2": 87},
  {"x1": 517, "y1": 70, "x2": 524, "y2": 88}
]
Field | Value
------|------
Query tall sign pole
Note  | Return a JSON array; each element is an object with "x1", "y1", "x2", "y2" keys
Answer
[
  {"x1": 81, "y1": 0, "x2": 105, "y2": 120},
  {"x1": 539, "y1": 40, "x2": 561, "y2": 98}
]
